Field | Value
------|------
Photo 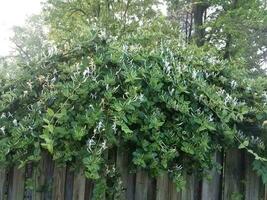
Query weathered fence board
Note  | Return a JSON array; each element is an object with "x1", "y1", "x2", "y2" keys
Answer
[
  {"x1": 0, "y1": 168, "x2": 6, "y2": 200},
  {"x1": 135, "y1": 170, "x2": 149, "y2": 200},
  {"x1": 84, "y1": 179, "x2": 94, "y2": 200},
  {"x1": 64, "y1": 166, "x2": 74, "y2": 200},
  {"x1": 223, "y1": 149, "x2": 244, "y2": 200},
  {"x1": 42, "y1": 153, "x2": 54, "y2": 200},
  {"x1": 181, "y1": 173, "x2": 199, "y2": 200},
  {"x1": 1, "y1": 150, "x2": 266, "y2": 200},
  {"x1": 201, "y1": 152, "x2": 222, "y2": 200},
  {"x1": 52, "y1": 165, "x2": 66, "y2": 200},
  {"x1": 116, "y1": 148, "x2": 135, "y2": 200},
  {"x1": 156, "y1": 173, "x2": 169, "y2": 200},
  {"x1": 8, "y1": 167, "x2": 25, "y2": 200},
  {"x1": 244, "y1": 154, "x2": 263, "y2": 200},
  {"x1": 72, "y1": 170, "x2": 86, "y2": 200}
]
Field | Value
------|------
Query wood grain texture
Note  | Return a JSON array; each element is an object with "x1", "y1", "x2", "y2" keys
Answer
[
  {"x1": 181, "y1": 173, "x2": 200, "y2": 200},
  {"x1": 7, "y1": 166, "x2": 25, "y2": 200},
  {"x1": 52, "y1": 165, "x2": 66, "y2": 200},
  {"x1": 244, "y1": 153, "x2": 262, "y2": 200},
  {"x1": 156, "y1": 173, "x2": 169, "y2": 200},
  {"x1": 0, "y1": 168, "x2": 6, "y2": 200},
  {"x1": 135, "y1": 170, "x2": 149, "y2": 200},
  {"x1": 116, "y1": 148, "x2": 135, "y2": 200},
  {"x1": 223, "y1": 149, "x2": 244, "y2": 200},
  {"x1": 72, "y1": 170, "x2": 86, "y2": 200},
  {"x1": 201, "y1": 152, "x2": 222, "y2": 200},
  {"x1": 64, "y1": 166, "x2": 74, "y2": 200}
]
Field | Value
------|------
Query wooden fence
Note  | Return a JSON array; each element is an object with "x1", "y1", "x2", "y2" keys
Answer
[{"x1": 0, "y1": 149, "x2": 266, "y2": 200}]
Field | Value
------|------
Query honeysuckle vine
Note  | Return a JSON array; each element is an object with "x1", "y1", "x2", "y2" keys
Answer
[{"x1": 1, "y1": 28, "x2": 267, "y2": 194}]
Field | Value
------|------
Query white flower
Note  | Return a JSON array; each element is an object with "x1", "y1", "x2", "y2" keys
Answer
[
  {"x1": 101, "y1": 140, "x2": 107, "y2": 150},
  {"x1": 83, "y1": 67, "x2": 92, "y2": 78},
  {"x1": 192, "y1": 69, "x2": 198, "y2": 79},
  {"x1": 1, "y1": 113, "x2": 6, "y2": 118},
  {"x1": 262, "y1": 92, "x2": 267, "y2": 102},
  {"x1": 164, "y1": 60, "x2": 172, "y2": 75},
  {"x1": 230, "y1": 80, "x2": 238, "y2": 89},
  {"x1": 23, "y1": 90, "x2": 28, "y2": 96},
  {"x1": 139, "y1": 93, "x2": 144, "y2": 102},
  {"x1": 216, "y1": 88, "x2": 225, "y2": 96},
  {"x1": 112, "y1": 122, "x2": 117, "y2": 133},
  {"x1": 208, "y1": 114, "x2": 214, "y2": 122},
  {"x1": 0, "y1": 126, "x2": 5, "y2": 135},
  {"x1": 51, "y1": 77, "x2": 57, "y2": 83},
  {"x1": 26, "y1": 81, "x2": 33, "y2": 90},
  {"x1": 95, "y1": 121, "x2": 104, "y2": 133},
  {"x1": 13, "y1": 119, "x2": 18, "y2": 126},
  {"x1": 86, "y1": 138, "x2": 96, "y2": 152},
  {"x1": 7, "y1": 112, "x2": 13, "y2": 118}
]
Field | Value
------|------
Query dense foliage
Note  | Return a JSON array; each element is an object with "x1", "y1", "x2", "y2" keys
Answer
[{"x1": 0, "y1": 0, "x2": 267, "y2": 197}]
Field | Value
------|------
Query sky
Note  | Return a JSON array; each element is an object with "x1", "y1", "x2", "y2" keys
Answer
[{"x1": 0, "y1": 0, "x2": 42, "y2": 56}]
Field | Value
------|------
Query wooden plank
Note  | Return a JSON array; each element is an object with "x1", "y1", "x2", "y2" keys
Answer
[
  {"x1": 31, "y1": 153, "x2": 54, "y2": 200},
  {"x1": 116, "y1": 148, "x2": 135, "y2": 200},
  {"x1": 168, "y1": 180, "x2": 182, "y2": 200},
  {"x1": 135, "y1": 170, "x2": 149, "y2": 200},
  {"x1": 65, "y1": 166, "x2": 74, "y2": 200},
  {"x1": 32, "y1": 160, "x2": 43, "y2": 200},
  {"x1": 223, "y1": 149, "x2": 244, "y2": 200},
  {"x1": 201, "y1": 152, "x2": 223, "y2": 200},
  {"x1": 244, "y1": 153, "x2": 262, "y2": 200},
  {"x1": 7, "y1": 166, "x2": 25, "y2": 200},
  {"x1": 181, "y1": 173, "x2": 199, "y2": 200},
  {"x1": 52, "y1": 165, "x2": 66, "y2": 200},
  {"x1": 147, "y1": 177, "x2": 156, "y2": 200},
  {"x1": 156, "y1": 173, "x2": 169, "y2": 200},
  {"x1": 0, "y1": 167, "x2": 6, "y2": 200},
  {"x1": 31, "y1": 152, "x2": 54, "y2": 200},
  {"x1": 24, "y1": 163, "x2": 34, "y2": 200},
  {"x1": 84, "y1": 179, "x2": 94, "y2": 200},
  {"x1": 72, "y1": 170, "x2": 86, "y2": 200}
]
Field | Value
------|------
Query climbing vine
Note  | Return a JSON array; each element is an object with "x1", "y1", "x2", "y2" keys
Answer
[{"x1": 1, "y1": 21, "x2": 267, "y2": 196}]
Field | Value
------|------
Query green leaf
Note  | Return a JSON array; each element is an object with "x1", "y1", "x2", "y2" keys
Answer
[
  {"x1": 47, "y1": 108, "x2": 55, "y2": 117},
  {"x1": 238, "y1": 140, "x2": 249, "y2": 149}
]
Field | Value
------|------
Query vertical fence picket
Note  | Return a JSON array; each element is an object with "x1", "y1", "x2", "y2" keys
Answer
[
  {"x1": 223, "y1": 149, "x2": 244, "y2": 200},
  {"x1": 65, "y1": 166, "x2": 74, "y2": 200},
  {"x1": 84, "y1": 179, "x2": 94, "y2": 200},
  {"x1": 201, "y1": 152, "x2": 222, "y2": 200},
  {"x1": 168, "y1": 180, "x2": 181, "y2": 200},
  {"x1": 72, "y1": 170, "x2": 86, "y2": 200},
  {"x1": 156, "y1": 173, "x2": 169, "y2": 200},
  {"x1": 147, "y1": 177, "x2": 156, "y2": 200},
  {"x1": 7, "y1": 166, "x2": 25, "y2": 200},
  {"x1": 52, "y1": 165, "x2": 66, "y2": 200},
  {"x1": 116, "y1": 148, "x2": 135, "y2": 200},
  {"x1": 135, "y1": 170, "x2": 149, "y2": 200},
  {"x1": 244, "y1": 153, "x2": 262, "y2": 200},
  {"x1": 181, "y1": 173, "x2": 199, "y2": 200},
  {"x1": 42, "y1": 152, "x2": 54, "y2": 200},
  {"x1": 0, "y1": 167, "x2": 6, "y2": 200}
]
